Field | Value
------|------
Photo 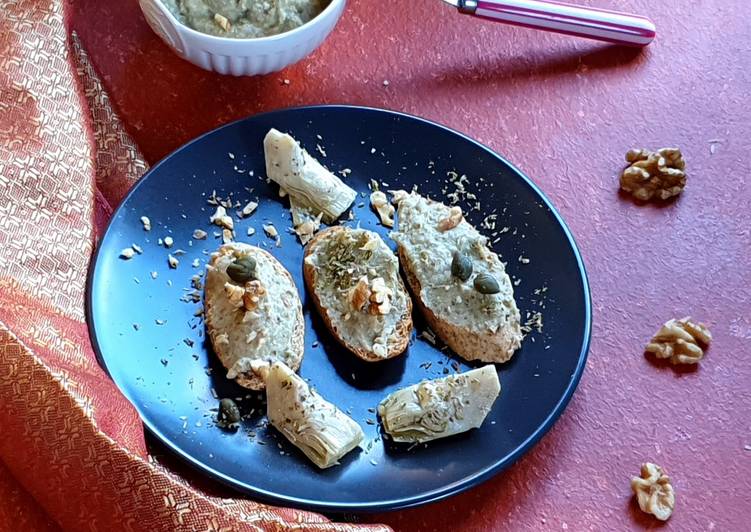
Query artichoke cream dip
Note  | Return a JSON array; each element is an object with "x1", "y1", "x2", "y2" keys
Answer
[{"x1": 162, "y1": 0, "x2": 328, "y2": 38}]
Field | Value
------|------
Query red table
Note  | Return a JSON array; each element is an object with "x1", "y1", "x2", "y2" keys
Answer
[{"x1": 70, "y1": 0, "x2": 751, "y2": 530}]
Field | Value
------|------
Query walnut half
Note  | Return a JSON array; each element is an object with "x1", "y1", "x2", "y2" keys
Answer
[
  {"x1": 631, "y1": 462, "x2": 675, "y2": 521},
  {"x1": 645, "y1": 317, "x2": 711, "y2": 364},
  {"x1": 620, "y1": 148, "x2": 686, "y2": 201}
]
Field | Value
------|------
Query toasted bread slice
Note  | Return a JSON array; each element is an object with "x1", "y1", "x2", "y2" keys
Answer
[
  {"x1": 391, "y1": 193, "x2": 522, "y2": 363},
  {"x1": 303, "y1": 226, "x2": 412, "y2": 362},
  {"x1": 205, "y1": 243, "x2": 304, "y2": 389}
]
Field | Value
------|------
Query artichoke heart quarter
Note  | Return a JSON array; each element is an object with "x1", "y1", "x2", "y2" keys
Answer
[
  {"x1": 378, "y1": 365, "x2": 501, "y2": 443},
  {"x1": 256, "y1": 362, "x2": 364, "y2": 469},
  {"x1": 263, "y1": 128, "x2": 356, "y2": 224}
]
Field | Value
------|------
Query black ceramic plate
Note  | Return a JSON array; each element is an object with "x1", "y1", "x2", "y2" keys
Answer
[{"x1": 87, "y1": 105, "x2": 591, "y2": 512}]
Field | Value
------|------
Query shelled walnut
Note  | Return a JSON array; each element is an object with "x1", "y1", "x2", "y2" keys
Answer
[
  {"x1": 242, "y1": 280, "x2": 266, "y2": 311},
  {"x1": 368, "y1": 277, "x2": 393, "y2": 315},
  {"x1": 438, "y1": 206, "x2": 463, "y2": 231},
  {"x1": 224, "y1": 282, "x2": 245, "y2": 308},
  {"x1": 347, "y1": 276, "x2": 392, "y2": 315},
  {"x1": 370, "y1": 191, "x2": 395, "y2": 227},
  {"x1": 645, "y1": 317, "x2": 711, "y2": 364},
  {"x1": 347, "y1": 276, "x2": 371, "y2": 312},
  {"x1": 631, "y1": 462, "x2": 675, "y2": 521},
  {"x1": 620, "y1": 148, "x2": 686, "y2": 201}
]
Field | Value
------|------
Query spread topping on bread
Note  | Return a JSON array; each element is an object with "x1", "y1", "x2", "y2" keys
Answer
[
  {"x1": 391, "y1": 192, "x2": 522, "y2": 363},
  {"x1": 305, "y1": 227, "x2": 412, "y2": 361}
]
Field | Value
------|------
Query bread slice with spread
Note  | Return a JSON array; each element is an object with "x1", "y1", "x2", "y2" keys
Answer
[
  {"x1": 390, "y1": 192, "x2": 522, "y2": 363},
  {"x1": 205, "y1": 243, "x2": 304, "y2": 389},
  {"x1": 303, "y1": 226, "x2": 412, "y2": 362}
]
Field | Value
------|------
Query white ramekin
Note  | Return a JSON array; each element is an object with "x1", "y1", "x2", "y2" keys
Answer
[{"x1": 138, "y1": 0, "x2": 346, "y2": 76}]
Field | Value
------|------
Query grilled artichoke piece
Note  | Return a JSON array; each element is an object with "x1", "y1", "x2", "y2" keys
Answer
[
  {"x1": 264, "y1": 128, "x2": 356, "y2": 224},
  {"x1": 252, "y1": 361, "x2": 364, "y2": 468},
  {"x1": 377, "y1": 365, "x2": 500, "y2": 443}
]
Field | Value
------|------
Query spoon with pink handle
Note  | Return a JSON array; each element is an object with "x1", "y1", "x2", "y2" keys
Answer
[{"x1": 441, "y1": 0, "x2": 656, "y2": 46}]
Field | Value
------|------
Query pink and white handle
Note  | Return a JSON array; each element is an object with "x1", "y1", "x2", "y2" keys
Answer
[{"x1": 446, "y1": 0, "x2": 656, "y2": 46}]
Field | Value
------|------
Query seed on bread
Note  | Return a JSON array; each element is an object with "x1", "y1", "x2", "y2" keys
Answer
[
  {"x1": 451, "y1": 251, "x2": 473, "y2": 281},
  {"x1": 226, "y1": 256, "x2": 256, "y2": 284},
  {"x1": 474, "y1": 273, "x2": 501, "y2": 294}
]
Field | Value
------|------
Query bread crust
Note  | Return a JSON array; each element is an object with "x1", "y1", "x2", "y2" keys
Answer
[{"x1": 303, "y1": 226, "x2": 412, "y2": 362}]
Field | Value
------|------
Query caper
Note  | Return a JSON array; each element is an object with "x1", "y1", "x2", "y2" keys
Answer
[
  {"x1": 474, "y1": 273, "x2": 501, "y2": 294},
  {"x1": 217, "y1": 398, "x2": 241, "y2": 428},
  {"x1": 451, "y1": 251, "x2": 473, "y2": 281},
  {"x1": 226, "y1": 256, "x2": 256, "y2": 283}
]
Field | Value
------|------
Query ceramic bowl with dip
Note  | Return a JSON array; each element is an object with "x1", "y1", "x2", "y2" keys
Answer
[{"x1": 138, "y1": 0, "x2": 346, "y2": 76}]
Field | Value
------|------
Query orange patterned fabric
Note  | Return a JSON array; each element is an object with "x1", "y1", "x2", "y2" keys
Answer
[{"x1": 0, "y1": 1, "x2": 389, "y2": 530}]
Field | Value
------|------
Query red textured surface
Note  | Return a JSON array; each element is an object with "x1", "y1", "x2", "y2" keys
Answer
[{"x1": 69, "y1": 0, "x2": 751, "y2": 530}]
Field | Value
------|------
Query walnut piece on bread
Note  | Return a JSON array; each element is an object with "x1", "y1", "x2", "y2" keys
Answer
[
  {"x1": 242, "y1": 280, "x2": 266, "y2": 311},
  {"x1": 368, "y1": 277, "x2": 392, "y2": 315},
  {"x1": 437, "y1": 206, "x2": 463, "y2": 231},
  {"x1": 224, "y1": 282, "x2": 245, "y2": 307},
  {"x1": 347, "y1": 276, "x2": 371, "y2": 312}
]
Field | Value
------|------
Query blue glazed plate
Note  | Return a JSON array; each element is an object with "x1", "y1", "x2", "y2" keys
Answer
[{"x1": 87, "y1": 105, "x2": 591, "y2": 512}]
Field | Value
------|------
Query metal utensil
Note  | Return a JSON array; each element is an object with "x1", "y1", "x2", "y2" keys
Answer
[{"x1": 441, "y1": 0, "x2": 655, "y2": 46}]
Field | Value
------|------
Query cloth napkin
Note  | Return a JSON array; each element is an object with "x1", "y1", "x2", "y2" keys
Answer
[{"x1": 0, "y1": 1, "x2": 390, "y2": 530}]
